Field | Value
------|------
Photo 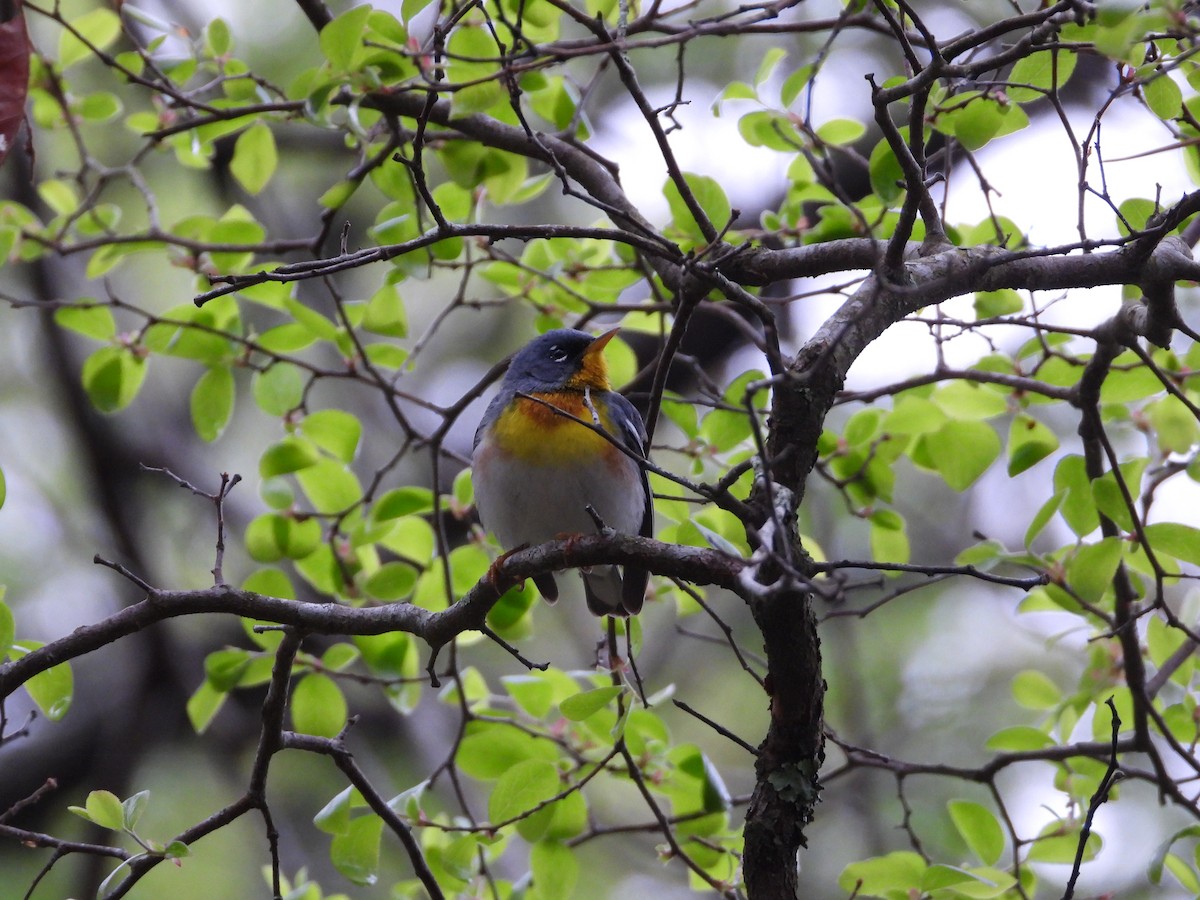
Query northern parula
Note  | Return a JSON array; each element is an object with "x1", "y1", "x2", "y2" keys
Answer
[{"x1": 472, "y1": 328, "x2": 652, "y2": 616}]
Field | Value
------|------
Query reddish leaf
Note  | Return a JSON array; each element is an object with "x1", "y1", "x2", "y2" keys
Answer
[{"x1": 0, "y1": 0, "x2": 30, "y2": 168}]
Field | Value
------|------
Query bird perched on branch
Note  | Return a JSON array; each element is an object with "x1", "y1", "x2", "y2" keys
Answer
[{"x1": 472, "y1": 328, "x2": 652, "y2": 616}]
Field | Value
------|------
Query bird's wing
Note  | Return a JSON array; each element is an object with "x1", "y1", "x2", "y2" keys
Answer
[
  {"x1": 604, "y1": 392, "x2": 652, "y2": 614},
  {"x1": 472, "y1": 389, "x2": 511, "y2": 451},
  {"x1": 603, "y1": 392, "x2": 652, "y2": 536}
]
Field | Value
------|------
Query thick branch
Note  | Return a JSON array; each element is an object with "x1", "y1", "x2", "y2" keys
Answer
[{"x1": 0, "y1": 536, "x2": 744, "y2": 703}]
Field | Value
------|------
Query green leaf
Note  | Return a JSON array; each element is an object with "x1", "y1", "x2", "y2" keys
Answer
[
  {"x1": 950, "y1": 97, "x2": 1028, "y2": 151},
  {"x1": 920, "y1": 864, "x2": 1009, "y2": 894},
  {"x1": 13, "y1": 641, "x2": 73, "y2": 720},
  {"x1": 488, "y1": 758, "x2": 559, "y2": 825},
  {"x1": 528, "y1": 76, "x2": 578, "y2": 131},
  {"x1": 373, "y1": 486, "x2": 434, "y2": 520},
  {"x1": 868, "y1": 136, "x2": 905, "y2": 203},
  {"x1": 838, "y1": 851, "x2": 926, "y2": 895},
  {"x1": 1144, "y1": 396, "x2": 1199, "y2": 453},
  {"x1": 257, "y1": 323, "x2": 315, "y2": 354},
  {"x1": 242, "y1": 567, "x2": 295, "y2": 602},
  {"x1": 1024, "y1": 489, "x2": 1063, "y2": 547},
  {"x1": 97, "y1": 860, "x2": 135, "y2": 899},
  {"x1": 985, "y1": 726, "x2": 1054, "y2": 752},
  {"x1": 698, "y1": 753, "x2": 732, "y2": 813},
  {"x1": 1144, "y1": 72, "x2": 1182, "y2": 120},
  {"x1": 501, "y1": 675, "x2": 556, "y2": 719},
  {"x1": 314, "y1": 786, "x2": 356, "y2": 836},
  {"x1": 291, "y1": 673, "x2": 348, "y2": 738},
  {"x1": 1149, "y1": 825, "x2": 1200, "y2": 884},
  {"x1": 1066, "y1": 537, "x2": 1123, "y2": 603},
  {"x1": 1054, "y1": 455, "x2": 1099, "y2": 537},
  {"x1": 252, "y1": 362, "x2": 305, "y2": 417},
  {"x1": 699, "y1": 406, "x2": 750, "y2": 452},
  {"x1": 885, "y1": 395, "x2": 946, "y2": 435},
  {"x1": 530, "y1": 841, "x2": 579, "y2": 900},
  {"x1": 948, "y1": 800, "x2": 1005, "y2": 866},
  {"x1": 78, "y1": 93, "x2": 122, "y2": 124},
  {"x1": 699, "y1": 370, "x2": 764, "y2": 451},
  {"x1": 542, "y1": 789, "x2": 588, "y2": 841},
  {"x1": 289, "y1": 543, "x2": 339, "y2": 595},
  {"x1": 974, "y1": 289, "x2": 1024, "y2": 318},
  {"x1": 39, "y1": 179, "x2": 79, "y2": 216},
  {"x1": 1117, "y1": 197, "x2": 1157, "y2": 235},
  {"x1": 187, "y1": 681, "x2": 227, "y2": 734},
  {"x1": 284, "y1": 298, "x2": 340, "y2": 342},
  {"x1": 1164, "y1": 854, "x2": 1200, "y2": 892},
  {"x1": 844, "y1": 408, "x2": 885, "y2": 447},
  {"x1": 457, "y1": 721, "x2": 560, "y2": 779},
  {"x1": 259, "y1": 437, "x2": 320, "y2": 478},
  {"x1": 754, "y1": 47, "x2": 786, "y2": 87},
  {"x1": 54, "y1": 302, "x2": 117, "y2": 341},
  {"x1": 319, "y1": 179, "x2": 357, "y2": 209},
  {"x1": 322, "y1": 643, "x2": 360, "y2": 672},
  {"x1": 364, "y1": 562, "x2": 419, "y2": 601},
  {"x1": 447, "y1": 26, "x2": 505, "y2": 116},
  {"x1": 205, "y1": 17, "x2": 232, "y2": 56},
  {"x1": 934, "y1": 381, "x2": 1009, "y2": 420},
  {"x1": 230, "y1": 123, "x2": 278, "y2": 194},
  {"x1": 81, "y1": 347, "x2": 147, "y2": 414},
  {"x1": 0, "y1": 597, "x2": 13, "y2": 652},
  {"x1": 295, "y1": 458, "x2": 362, "y2": 514},
  {"x1": 330, "y1": 814, "x2": 383, "y2": 885},
  {"x1": 1026, "y1": 821, "x2": 1100, "y2": 863},
  {"x1": 1012, "y1": 669, "x2": 1060, "y2": 710},
  {"x1": 869, "y1": 509, "x2": 910, "y2": 564},
  {"x1": 434, "y1": 833, "x2": 483, "y2": 883},
  {"x1": 190, "y1": 366, "x2": 235, "y2": 442},
  {"x1": 299, "y1": 409, "x2": 361, "y2": 463},
  {"x1": 955, "y1": 539, "x2": 1005, "y2": 568},
  {"x1": 780, "y1": 64, "x2": 813, "y2": 107},
  {"x1": 244, "y1": 513, "x2": 321, "y2": 562},
  {"x1": 925, "y1": 420, "x2": 1001, "y2": 491},
  {"x1": 204, "y1": 648, "x2": 252, "y2": 691},
  {"x1": 0, "y1": 466, "x2": 5, "y2": 513},
  {"x1": 1097, "y1": 351, "x2": 1161, "y2": 402},
  {"x1": 1007, "y1": 49, "x2": 1078, "y2": 103},
  {"x1": 355, "y1": 631, "x2": 413, "y2": 678},
  {"x1": 664, "y1": 173, "x2": 732, "y2": 245},
  {"x1": 59, "y1": 9, "x2": 122, "y2": 68},
  {"x1": 320, "y1": 4, "x2": 371, "y2": 72},
  {"x1": 558, "y1": 685, "x2": 624, "y2": 721},
  {"x1": 362, "y1": 283, "x2": 408, "y2": 337},
  {"x1": 816, "y1": 118, "x2": 866, "y2": 146},
  {"x1": 363, "y1": 342, "x2": 408, "y2": 369},
  {"x1": 85, "y1": 790, "x2": 126, "y2": 831},
  {"x1": 122, "y1": 791, "x2": 150, "y2": 830},
  {"x1": 1142, "y1": 522, "x2": 1200, "y2": 565},
  {"x1": 1007, "y1": 414, "x2": 1059, "y2": 476}
]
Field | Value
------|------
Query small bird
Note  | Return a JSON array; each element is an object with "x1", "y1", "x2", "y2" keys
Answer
[{"x1": 472, "y1": 328, "x2": 652, "y2": 616}]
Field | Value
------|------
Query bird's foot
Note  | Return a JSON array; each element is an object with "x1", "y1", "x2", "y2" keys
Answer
[{"x1": 487, "y1": 544, "x2": 529, "y2": 595}]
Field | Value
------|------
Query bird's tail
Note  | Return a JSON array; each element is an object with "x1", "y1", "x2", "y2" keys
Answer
[{"x1": 582, "y1": 565, "x2": 646, "y2": 617}]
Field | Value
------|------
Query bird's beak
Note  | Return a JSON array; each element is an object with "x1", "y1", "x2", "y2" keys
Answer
[
  {"x1": 584, "y1": 327, "x2": 620, "y2": 360},
  {"x1": 573, "y1": 327, "x2": 619, "y2": 389}
]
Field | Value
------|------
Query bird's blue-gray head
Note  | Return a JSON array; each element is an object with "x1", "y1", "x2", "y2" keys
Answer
[{"x1": 503, "y1": 328, "x2": 618, "y2": 392}]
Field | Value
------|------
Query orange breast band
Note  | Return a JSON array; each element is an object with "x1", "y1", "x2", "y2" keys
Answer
[{"x1": 491, "y1": 392, "x2": 620, "y2": 466}]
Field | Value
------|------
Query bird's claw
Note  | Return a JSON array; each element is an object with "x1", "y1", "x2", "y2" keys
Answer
[{"x1": 487, "y1": 544, "x2": 529, "y2": 594}]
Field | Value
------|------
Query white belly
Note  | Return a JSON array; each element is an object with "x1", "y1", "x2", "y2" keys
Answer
[{"x1": 472, "y1": 438, "x2": 643, "y2": 550}]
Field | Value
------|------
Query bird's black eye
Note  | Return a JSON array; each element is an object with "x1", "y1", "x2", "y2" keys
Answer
[{"x1": 548, "y1": 346, "x2": 568, "y2": 362}]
